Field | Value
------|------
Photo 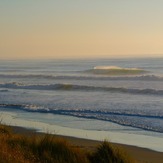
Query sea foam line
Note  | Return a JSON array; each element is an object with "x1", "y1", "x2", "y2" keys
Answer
[{"x1": 1, "y1": 104, "x2": 163, "y2": 133}]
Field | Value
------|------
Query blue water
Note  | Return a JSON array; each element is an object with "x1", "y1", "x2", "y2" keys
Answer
[{"x1": 1, "y1": 58, "x2": 163, "y2": 133}]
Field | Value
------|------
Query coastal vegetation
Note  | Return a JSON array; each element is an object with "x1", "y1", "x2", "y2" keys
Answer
[{"x1": 0, "y1": 124, "x2": 133, "y2": 163}]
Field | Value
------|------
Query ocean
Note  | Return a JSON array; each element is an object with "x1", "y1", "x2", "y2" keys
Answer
[{"x1": 0, "y1": 57, "x2": 163, "y2": 151}]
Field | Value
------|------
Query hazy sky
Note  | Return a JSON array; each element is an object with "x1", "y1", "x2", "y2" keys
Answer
[{"x1": 0, "y1": 0, "x2": 163, "y2": 59}]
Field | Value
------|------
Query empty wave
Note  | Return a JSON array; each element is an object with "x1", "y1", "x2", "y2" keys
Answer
[
  {"x1": 0, "y1": 104, "x2": 163, "y2": 133},
  {"x1": 1, "y1": 82, "x2": 163, "y2": 96}
]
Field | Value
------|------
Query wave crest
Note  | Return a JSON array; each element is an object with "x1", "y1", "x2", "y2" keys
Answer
[
  {"x1": 94, "y1": 66, "x2": 141, "y2": 70},
  {"x1": 86, "y1": 66, "x2": 147, "y2": 75}
]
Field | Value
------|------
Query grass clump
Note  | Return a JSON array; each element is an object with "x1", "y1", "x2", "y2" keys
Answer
[
  {"x1": 88, "y1": 141, "x2": 134, "y2": 163},
  {"x1": 0, "y1": 124, "x2": 134, "y2": 163}
]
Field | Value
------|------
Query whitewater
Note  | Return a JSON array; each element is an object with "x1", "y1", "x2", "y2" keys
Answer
[{"x1": 1, "y1": 58, "x2": 163, "y2": 151}]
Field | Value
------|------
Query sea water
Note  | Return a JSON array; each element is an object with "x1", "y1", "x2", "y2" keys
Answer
[{"x1": 0, "y1": 58, "x2": 163, "y2": 151}]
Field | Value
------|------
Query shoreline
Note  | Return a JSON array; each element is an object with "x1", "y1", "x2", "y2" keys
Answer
[
  {"x1": 1, "y1": 110, "x2": 163, "y2": 152},
  {"x1": 11, "y1": 125, "x2": 163, "y2": 163}
]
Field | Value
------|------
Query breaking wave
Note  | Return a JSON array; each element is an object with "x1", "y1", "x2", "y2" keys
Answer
[
  {"x1": 0, "y1": 82, "x2": 163, "y2": 96},
  {"x1": 85, "y1": 66, "x2": 147, "y2": 75},
  {"x1": 0, "y1": 103, "x2": 163, "y2": 133}
]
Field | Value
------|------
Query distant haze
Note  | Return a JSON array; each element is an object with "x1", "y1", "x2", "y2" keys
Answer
[{"x1": 0, "y1": 1, "x2": 163, "y2": 60}]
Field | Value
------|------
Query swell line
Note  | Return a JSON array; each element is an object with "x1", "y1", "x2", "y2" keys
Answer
[
  {"x1": 0, "y1": 74, "x2": 163, "y2": 81},
  {"x1": 0, "y1": 82, "x2": 163, "y2": 96}
]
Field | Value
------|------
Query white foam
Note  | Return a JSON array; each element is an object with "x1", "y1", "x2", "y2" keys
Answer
[
  {"x1": 94, "y1": 66, "x2": 122, "y2": 70},
  {"x1": 94, "y1": 66, "x2": 141, "y2": 71}
]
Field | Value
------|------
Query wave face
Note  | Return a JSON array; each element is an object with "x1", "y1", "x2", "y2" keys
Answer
[
  {"x1": 1, "y1": 103, "x2": 163, "y2": 133},
  {"x1": 85, "y1": 66, "x2": 147, "y2": 75},
  {"x1": 1, "y1": 82, "x2": 163, "y2": 96}
]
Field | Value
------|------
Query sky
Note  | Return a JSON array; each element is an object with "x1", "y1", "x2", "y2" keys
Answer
[{"x1": 0, "y1": 0, "x2": 163, "y2": 60}]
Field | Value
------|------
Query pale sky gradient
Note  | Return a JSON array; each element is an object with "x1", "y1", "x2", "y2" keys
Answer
[{"x1": 0, "y1": 0, "x2": 163, "y2": 59}]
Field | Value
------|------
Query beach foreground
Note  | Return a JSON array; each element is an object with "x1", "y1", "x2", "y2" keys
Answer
[
  {"x1": 11, "y1": 126, "x2": 163, "y2": 163},
  {"x1": 53, "y1": 135, "x2": 163, "y2": 163}
]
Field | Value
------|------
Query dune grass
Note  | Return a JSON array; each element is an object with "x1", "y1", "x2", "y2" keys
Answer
[
  {"x1": 0, "y1": 124, "x2": 134, "y2": 163},
  {"x1": 88, "y1": 141, "x2": 134, "y2": 163}
]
